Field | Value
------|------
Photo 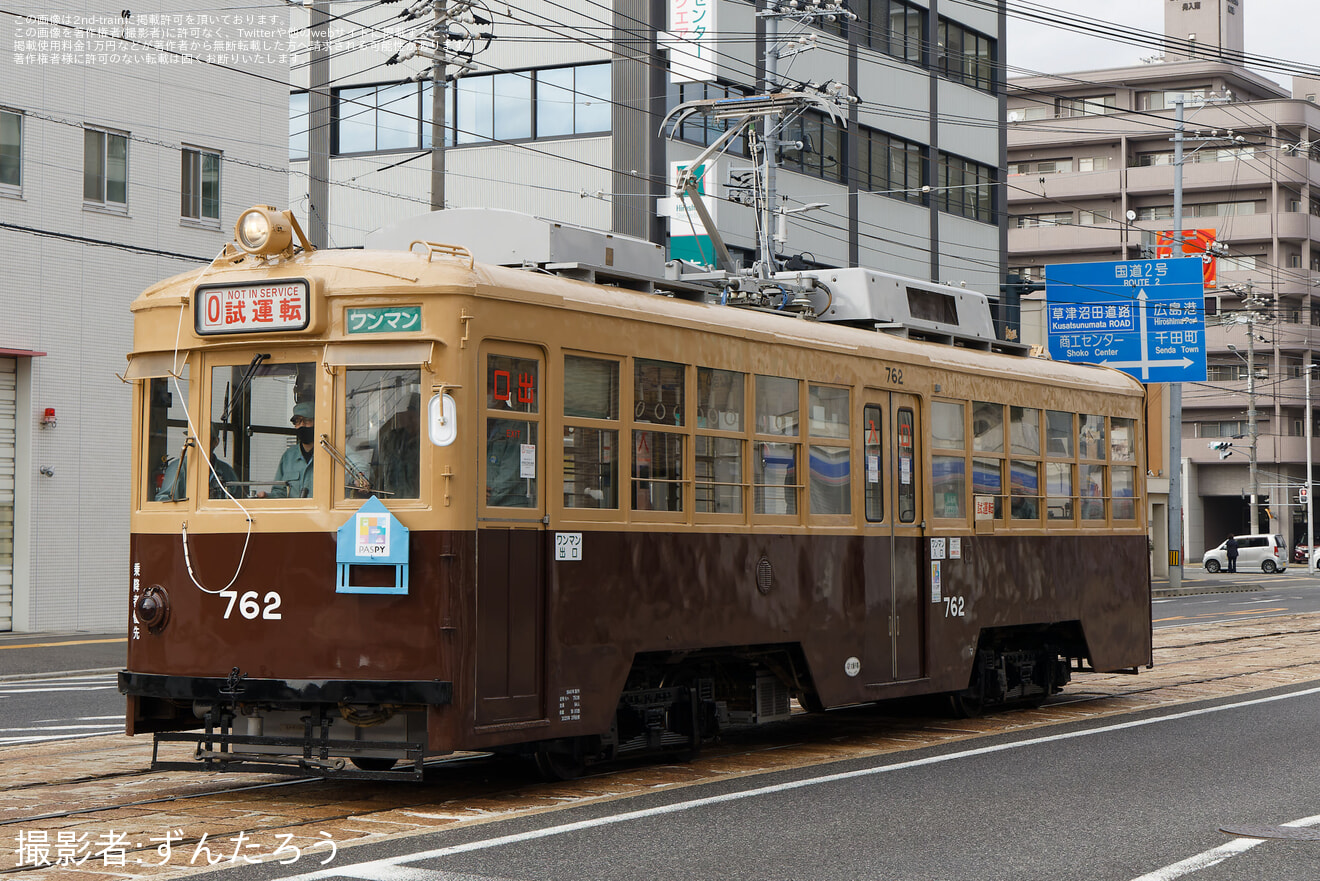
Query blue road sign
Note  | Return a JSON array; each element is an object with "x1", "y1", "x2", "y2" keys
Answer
[{"x1": 1045, "y1": 258, "x2": 1207, "y2": 384}]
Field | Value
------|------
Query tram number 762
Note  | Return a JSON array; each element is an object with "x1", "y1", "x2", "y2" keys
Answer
[{"x1": 219, "y1": 590, "x2": 284, "y2": 620}]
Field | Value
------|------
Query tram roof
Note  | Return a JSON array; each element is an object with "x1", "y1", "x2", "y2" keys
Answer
[{"x1": 130, "y1": 245, "x2": 1143, "y2": 401}]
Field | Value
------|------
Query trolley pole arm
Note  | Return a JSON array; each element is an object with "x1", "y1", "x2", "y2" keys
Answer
[{"x1": 672, "y1": 117, "x2": 751, "y2": 274}]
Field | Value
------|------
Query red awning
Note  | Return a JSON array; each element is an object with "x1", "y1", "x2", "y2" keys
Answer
[{"x1": 0, "y1": 348, "x2": 46, "y2": 357}]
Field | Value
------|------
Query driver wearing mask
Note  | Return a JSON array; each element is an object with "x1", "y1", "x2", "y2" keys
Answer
[{"x1": 259, "y1": 401, "x2": 317, "y2": 498}]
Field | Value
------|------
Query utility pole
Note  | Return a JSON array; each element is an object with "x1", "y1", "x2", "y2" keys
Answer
[
  {"x1": 1168, "y1": 96, "x2": 1184, "y2": 590},
  {"x1": 1307, "y1": 363, "x2": 1314, "y2": 570},
  {"x1": 307, "y1": 1, "x2": 331, "y2": 248},
  {"x1": 430, "y1": 3, "x2": 447, "y2": 211},
  {"x1": 1247, "y1": 317, "x2": 1260, "y2": 533}
]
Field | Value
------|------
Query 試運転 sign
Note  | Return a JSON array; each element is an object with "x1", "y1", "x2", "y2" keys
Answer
[
  {"x1": 1045, "y1": 258, "x2": 1206, "y2": 384},
  {"x1": 195, "y1": 280, "x2": 310, "y2": 335}
]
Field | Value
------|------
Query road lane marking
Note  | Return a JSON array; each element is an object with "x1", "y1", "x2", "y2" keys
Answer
[
  {"x1": 1130, "y1": 814, "x2": 1320, "y2": 881},
  {"x1": 0, "y1": 638, "x2": 125, "y2": 650},
  {"x1": 1153, "y1": 607, "x2": 1286, "y2": 623},
  {"x1": 275, "y1": 684, "x2": 1320, "y2": 881}
]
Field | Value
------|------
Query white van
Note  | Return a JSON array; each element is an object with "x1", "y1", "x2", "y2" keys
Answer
[{"x1": 1202, "y1": 534, "x2": 1288, "y2": 573}]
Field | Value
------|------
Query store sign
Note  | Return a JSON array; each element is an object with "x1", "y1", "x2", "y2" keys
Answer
[
  {"x1": 1156, "y1": 228, "x2": 1219, "y2": 290},
  {"x1": 666, "y1": 0, "x2": 716, "y2": 82},
  {"x1": 195, "y1": 280, "x2": 310, "y2": 335}
]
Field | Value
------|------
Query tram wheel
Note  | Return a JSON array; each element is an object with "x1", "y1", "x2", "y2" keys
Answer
[{"x1": 350, "y1": 757, "x2": 399, "y2": 772}]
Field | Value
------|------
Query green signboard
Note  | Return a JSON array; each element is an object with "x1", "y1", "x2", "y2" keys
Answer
[{"x1": 346, "y1": 306, "x2": 421, "y2": 334}]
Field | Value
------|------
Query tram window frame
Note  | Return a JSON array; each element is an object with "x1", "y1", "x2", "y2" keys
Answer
[
  {"x1": 807, "y1": 384, "x2": 851, "y2": 518},
  {"x1": 1045, "y1": 410, "x2": 1075, "y2": 522},
  {"x1": 562, "y1": 353, "x2": 621, "y2": 515},
  {"x1": 863, "y1": 404, "x2": 884, "y2": 522},
  {"x1": 343, "y1": 367, "x2": 422, "y2": 504},
  {"x1": 631, "y1": 358, "x2": 687, "y2": 517},
  {"x1": 1110, "y1": 416, "x2": 1138, "y2": 521},
  {"x1": 931, "y1": 399, "x2": 967, "y2": 521},
  {"x1": 208, "y1": 358, "x2": 318, "y2": 502},
  {"x1": 144, "y1": 372, "x2": 192, "y2": 504},
  {"x1": 753, "y1": 375, "x2": 802, "y2": 519},
  {"x1": 1009, "y1": 406, "x2": 1042, "y2": 522},
  {"x1": 1078, "y1": 413, "x2": 1107, "y2": 522},
  {"x1": 485, "y1": 352, "x2": 541, "y2": 510},
  {"x1": 971, "y1": 402, "x2": 1005, "y2": 519},
  {"x1": 695, "y1": 367, "x2": 747, "y2": 520}
]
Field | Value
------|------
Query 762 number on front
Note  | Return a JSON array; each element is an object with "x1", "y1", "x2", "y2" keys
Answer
[{"x1": 219, "y1": 590, "x2": 283, "y2": 620}]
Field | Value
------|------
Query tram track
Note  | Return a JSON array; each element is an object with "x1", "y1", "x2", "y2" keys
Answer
[{"x1": 3, "y1": 614, "x2": 1318, "y2": 879}]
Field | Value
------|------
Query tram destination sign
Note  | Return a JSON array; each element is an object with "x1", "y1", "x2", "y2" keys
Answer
[
  {"x1": 195, "y1": 279, "x2": 310, "y2": 335},
  {"x1": 1045, "y1": 258, "x2": 1206, "y2": 384}
]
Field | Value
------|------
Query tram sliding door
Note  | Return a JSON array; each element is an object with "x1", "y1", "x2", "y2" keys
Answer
[
  {"x1": 476, "y1": 346, "x2": 547, "y2": 725},
  {"x1": 862, "y1": 393, "x2": 925, "y2": 684}
]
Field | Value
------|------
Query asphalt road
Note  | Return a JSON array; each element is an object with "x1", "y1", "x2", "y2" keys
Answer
[{"x1": 197, "y1": 682, "x2": 1320, "y2": 881}]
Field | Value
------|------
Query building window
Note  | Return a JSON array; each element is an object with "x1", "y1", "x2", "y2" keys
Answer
[
  {"x1": 1059, "y1": 95, "x2": 1116, "y2": 117},
  {"x1": 837, "y1": 0, "x2": 925, "y2": 64},
  {"x1": 668, "y1": 80, "x2": 749, "y2": 152},
  {"x1": 334, "y1": 82, "x2": 422, "y2": 154},
  {"x1": 0, "y1": 108, "x2": 20, "y2": 192},
  {"x1": 84, "y1": 127, "x2": 128, "y2": 207},
  {"x1": 1014, "y1": 212, "x2": 1073, "y2": 228},
  {"x1": 854, "y1": 127, "x2": 925, "y2": 203},
  {"x1": 535, "y1": 63, "x2": 611, "y2": 138},
  {"x1": 937, "y1": 19, "x2": 995, "y2": 92},
  {"x1": 936, "y1": 153, "x2": 994, "y2": 223},
  {"x1": 181, "y1": 148, "x2": 220, "y2": 223},
  {"x1": 780, "y1": 111, "x2": 846, "y2": 184},
  {"x1": 1137, "y1": 88, "x2": 1209, "y2": 111},
  {"x1": 290, "y1": 92, "x2": 308, "y2": 160}
]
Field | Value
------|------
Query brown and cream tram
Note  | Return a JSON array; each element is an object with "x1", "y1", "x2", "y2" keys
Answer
[{"x1": 119, "y1": 206, "x2": 1152, "y2": 779}]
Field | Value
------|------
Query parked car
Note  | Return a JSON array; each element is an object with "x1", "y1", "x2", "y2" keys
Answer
[
  {"x1": 1203, "y1": 534, "x2": 1288, "y2": 573},
  {"x1": 1294, "y1": 543, "x2": 1311, "y2": 564}
]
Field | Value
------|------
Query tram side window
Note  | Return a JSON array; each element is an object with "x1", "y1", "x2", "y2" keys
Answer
[
  {"x1": 696, "y1": 367, "x2": 745, "y2": 515},
  {"x1": 808, "y1": 385, "x2": 850, "y2": 515},
  {"x1": 1010, "y1": 406, "x2": 1041, "y2": 521},
  {"x1": 754, "y1": 375, "x2": 800, "y2": 515},
  {"x1": 863, "y1": 404, "x2": 883, "y2": 522},
  {"x1": 1111, "y1": 416, "x2": 1136, "y2": 520},
  {"x1": 486, "y1": 354, "x2": 539, "y2": 508},
  {"x1": 563, "y1": 355, "x2": 619, "y2": 509},
  {"x1": 212, "y1": 361, "x2": 316, "y2": 499},
  {"x1": 972, "y1": 401, "x2": 1004, "y2": 519},
  {"x1": 1079, "y1": 414, "x2": 1106, "y2": 520},
  {"x1": 147, "y1": 374, "x2": 192, "y2": 501},
  {"x1": 346, "y1": 368, "x2": 420, "y2": 500},
  {"x1": 633, "y1": 359, "x2": 685, "y2": 512},
  {"x1": 931, "y1": 400, "x2": 965, "y2": 519},
  {"x1": 1045, "y1": 410, "x2": 1074, "y2": 521}
]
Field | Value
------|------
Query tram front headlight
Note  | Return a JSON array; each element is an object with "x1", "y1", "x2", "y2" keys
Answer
[{"x1": 234, "y1": 206, "x2": 293, "y2": 256}]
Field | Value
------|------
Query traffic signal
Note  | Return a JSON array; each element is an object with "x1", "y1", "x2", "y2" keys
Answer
[{"x1": 1208, "y1": 440, "x2": 1233, "y2": 459}]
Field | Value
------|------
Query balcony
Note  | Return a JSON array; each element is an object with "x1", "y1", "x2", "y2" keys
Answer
[
  {"x1": 1006, "y1": 170, "x2": 1122, "y2": 203},
  {"x1": 1009, "y1": 224, "x2": 1124, "y2": 255}
]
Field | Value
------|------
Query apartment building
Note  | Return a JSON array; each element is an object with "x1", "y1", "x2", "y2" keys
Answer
[
  {"x1": 1, "y1": 3, "x2": 287, "y2": 631},
  {"x1": 1007, "y1": 18, "x2": 1320, "y2": 559}
]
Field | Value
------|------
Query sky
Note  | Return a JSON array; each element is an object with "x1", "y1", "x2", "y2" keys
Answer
[{"x1": 1004, "y1": 0, "x2": 1318, "y2": 92}]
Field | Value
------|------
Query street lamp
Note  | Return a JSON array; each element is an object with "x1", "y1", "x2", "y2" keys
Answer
[{"x1": 1226, "y1": 342, "x2": 1260, "y2": 533}]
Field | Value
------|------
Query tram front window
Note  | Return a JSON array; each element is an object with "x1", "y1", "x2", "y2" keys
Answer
[
  {"x1": 209, "y1": 360, "x2": 316, "y2": 498},
  {"x1": 146, "y1": 375, "x2": 191, "y2": 501},
  {"x1": 346, "y1": 368, "x2": 421, "y2": 500}
]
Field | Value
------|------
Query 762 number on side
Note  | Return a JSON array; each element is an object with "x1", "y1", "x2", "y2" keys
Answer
[{"x1": 219, "y1": 590, "x2": 283, "y2": 620}]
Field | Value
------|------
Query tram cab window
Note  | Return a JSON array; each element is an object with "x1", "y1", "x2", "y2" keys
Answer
[
  {"x1": 632, "y1": 359, "x2": 685, "y2": 512},
  {"x1": 146, "y1": 374, "x2": 191, "y2": 502},
  {"x1": 696, "y1": 367, "x2": 745, "y2": 515},
  {"x1": 754, "y1": 376, "x2": 800, "y2": 515},
  {"x1": 210, "y1": 360, "x2": 316, "y2": 499},
  {"x1": 486, "y1": 354, "x2": 539, "y2": 508},
  {"x1": 345, "y1": 368, "x2": 421, "y2": 500},
  {"x1": 563, "y1": 355, "x2": 619, "y2": 509}
]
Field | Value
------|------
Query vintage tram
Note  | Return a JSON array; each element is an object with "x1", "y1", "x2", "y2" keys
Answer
[{"x1": 119, "y1": 206, "x2": 1152, "y2": 779}]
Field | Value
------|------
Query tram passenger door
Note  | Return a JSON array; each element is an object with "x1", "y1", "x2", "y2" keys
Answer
[
  {"x1": 476, "y1": 346, "x2": 546, "y2": 726},
  {"x1": 862, "y1": 393, "x2": 924, "y2": 684}
]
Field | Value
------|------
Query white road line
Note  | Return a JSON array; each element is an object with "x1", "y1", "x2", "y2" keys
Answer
[
  {"x1": 1131, "y1": 814, "x2": 1320, "y2": 881},
  {"x1": 0, "y1": 686, "x2": 121, "y2": 694},
  {"x1": 0, "y1": 731, "x2": 122, "y2": 745},
  {"x1": 276, "y1": 685, "x2": 1320, "y2": 881},
  {"x1": 0, "y1": 724, "x2": 127, "y2": 732}
]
